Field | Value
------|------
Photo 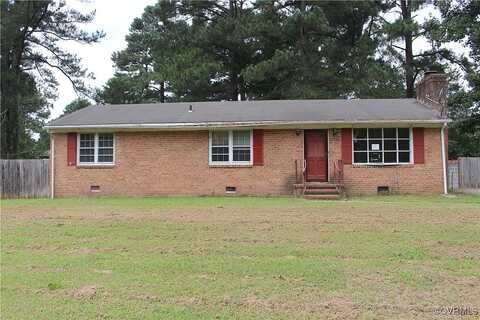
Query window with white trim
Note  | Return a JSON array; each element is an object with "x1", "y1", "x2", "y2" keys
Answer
[
  {"x1": 78, "y1": 133, "x2": 114, "y2": 164},
  {"x1": 210, "y1": 130, "x2": 252, "y2": 165},
  {"x1": 353, "y1": 128, "x2": 411, "y2": 164}
]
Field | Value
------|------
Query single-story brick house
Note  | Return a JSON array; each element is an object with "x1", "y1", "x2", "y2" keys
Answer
[{"x1": 46, "y1": 71, "x2": 449, "y2": 198}]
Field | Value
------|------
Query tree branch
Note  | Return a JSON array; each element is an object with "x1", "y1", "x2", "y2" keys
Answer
[
  {"x1": 391, "y1": 44, "x2": 406, "y2": 51},
  {"x1": 28, "y1": 39, "x2": 76, "y2": 74},
  {"x1": 32, "y1": 29, "x2": 91, "y2": 42},
  {"x1": 412, "y1": 50, "x2": 445, "y2": 58},
  {"x1": 31, "y1": 56, "x2": 83, "y2": 93}
]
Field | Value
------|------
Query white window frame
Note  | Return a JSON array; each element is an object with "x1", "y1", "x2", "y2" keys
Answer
[
  {"x1": 77, "y1": 133, "x2": 115, "y2": 165},
  {"x1": 209, "y1": 130, "x2": 253, "y2": 166},
  {"x1": 352, "y1": 128, "x2": 413, "y2": 165}
]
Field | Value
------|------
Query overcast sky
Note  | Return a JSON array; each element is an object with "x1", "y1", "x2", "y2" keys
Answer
[
  {"x1": 51, "y1": 1, "x2": 465, "y2": 120},
  {"x1": 52, "y1": 0, "x2": 156, "y2": 119}
]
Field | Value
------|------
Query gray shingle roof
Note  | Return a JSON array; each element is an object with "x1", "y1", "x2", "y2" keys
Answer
[{"x1": 47, "y1": 99, "x2": 444, "y2": 129}]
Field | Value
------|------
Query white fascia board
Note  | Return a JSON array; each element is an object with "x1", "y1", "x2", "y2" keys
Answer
[{"x1": 46, "y1": 119, "x2": 449, "y2": 132}]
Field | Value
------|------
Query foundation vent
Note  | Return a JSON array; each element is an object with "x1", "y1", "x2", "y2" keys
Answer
[
  {"x1": 225, "y1": 186, "x2": 236, "y2": 194},
  {"x1": 377, "y1": 186, "x2": 390, "y2": 195}
]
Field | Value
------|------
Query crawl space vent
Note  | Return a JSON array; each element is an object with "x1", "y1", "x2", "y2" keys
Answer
[
  {"x1": 225, "y1": 186, "x2": 236, "y2": 194},
  {"x1": 90, "y1": 185, "x2": 100, "y2": 192},
  {"x1": 377, "y1": 186, "x2": 390, "y2": 195}
]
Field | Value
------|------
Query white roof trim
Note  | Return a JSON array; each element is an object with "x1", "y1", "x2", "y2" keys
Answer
[{"x1": 46, "y1": 119, "x2": 449, "y2": 131}]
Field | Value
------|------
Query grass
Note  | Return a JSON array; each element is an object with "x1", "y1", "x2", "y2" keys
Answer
[{"x1": 1, "y1": 195, "x2": 479, "y2": 319}]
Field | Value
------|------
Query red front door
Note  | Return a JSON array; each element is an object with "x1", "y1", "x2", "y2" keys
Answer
[{"x1": 305, "y1": 130, "x2": 328, "y2": 182}]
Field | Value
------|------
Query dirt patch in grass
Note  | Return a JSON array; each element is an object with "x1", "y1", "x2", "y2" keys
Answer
[
  {"x1": 71, "y1": 285, "x2": 109, "y2": 301},
  {"x1": 2, "y1": 196, "x2": 479, "y2": 319},
  {"x1": 3, "y1": 203, "x2": 478, "y2": 228}
]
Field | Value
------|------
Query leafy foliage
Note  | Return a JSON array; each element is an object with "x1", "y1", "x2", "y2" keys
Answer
[
  {"x1": 1, "y1": 0, "x2": 103, "y2": 158},
  {"x1": 95, "y1": 0, "x2": 479, "y2": 157},
  {"x1": 99, "y1": 1, "x2": 404, "y2": 102},
  {"x1": 63, "y1": 98, "x2": 91, "y2": 115},
  {"x1": 437, "y1": 0, "x2": 480, "y2": 157},
  {"x1": 3, "y1": 0, "x2": 479, "y2": 158}
]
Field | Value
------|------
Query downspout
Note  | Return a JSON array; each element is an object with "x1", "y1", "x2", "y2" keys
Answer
[
  {"x1": 50, "y1": 134, "x2": 54, "y2": 199},
  {"x1": 440, "y1": 123, "x2": 448, "y2": 195}
]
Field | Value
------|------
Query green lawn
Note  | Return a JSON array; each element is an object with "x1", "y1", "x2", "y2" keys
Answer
[{"x1": 1, "y1": 195, "x2": 480, "y2": 319}]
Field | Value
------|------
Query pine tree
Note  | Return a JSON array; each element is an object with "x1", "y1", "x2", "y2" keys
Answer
[
  {"x1": 437, "y1": 0, "x2": 480, "y2": 157},
  {"x1": 0, "y1": 0, "x2": 103, "y2": 158}
]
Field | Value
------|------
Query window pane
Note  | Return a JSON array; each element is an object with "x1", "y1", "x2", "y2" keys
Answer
[
  {"x1": 233, "y1": 131, "x2": 250, "y2": 146},
  {"x1": 212, "y1": 154, "x2": 229, "y2": 162},
  {"x1": 368, "y1": 128, "x2": 382, "y2": 139},
  {"x1": 80, "y1": 148, "x2": 94, "y2": 155},
  {"x1": 353, "y1": 129, "x2": 367, "y2": 139},
  {"x1": 399, "y1": 152, "x2": 410, "y2": 163},
  {"x1": 80, "y1": 140, "x2": 94, "y2": 148},
  {"x1": 211, "y1": 140, "x2": 229, "y2": 162},
  {"x1": 212, "y1": 146, "x2": 229, "y2": 155},
  {"x1": 354, "y1": 152, "x2": 367, "y2": 163},
  {"x1": 79, "y1": 141, "x2": 94, "y2": 163},
  {"x1": 79, "y1": 133, "x2": 115, "y2": 164},
  {"x1": 98, "y1": 148, "x2": 113, "y2": 155},
  {"x1": 79, "y1": 155, "x2": 94, "y2": 163},
  {"x1": 351, "y1": 128, "x2": 411, "y2": 165},
  {"x1": 98, "y1": 155, "x2": 113, "y2": 163},
  {"x1": 98, "y1": 134, "x2": 113, "y2": 148},
  {"x1": 80, "y1": 134, "x2": 94, "y2": 148},
  {"x1": 98, "y1": 148, "x2": 113, "y2": 158},
  {"x1": 354, "y1": 140, "x2": 367, "y2": 151},
  {"x1": 79, "y1": 134, "x2": 95, "y2": 164},
  {"x1": 212, "y1": 131, "x2": 229, "y2": 146},
  {"x1": 384, "y1": 140, "x2": 396, "y2": 151},
  {"x1": 398, "y1": 128, "x2": 409, "y2": 138},
  {"x1": 398, "y1": 140, "x2": 410, "y2": 150},
  {"x1": 383, "y1": 128, "x2": 397, "y2": 139},
  {"x1": 369, "y1": 152, "x2": 383, "y2": 163},
  {"x1": 98, "y1": 133, "x2": 113, "y2": 140},
  {"x1": 233, "y1": 148, "x2": 251, "y2": 161},
  {"x1": 369, "y1": 139, "x2": 382, "y2": 151},
  {"x1": 384, "y1": 152, "x2": 397, "y2": 163},
  {"x1": 80, "y1": 133, "x2": 94, "y2": 140},
  {"x1": 232, "y1": 131, "x2": 251, "y2": 162}
]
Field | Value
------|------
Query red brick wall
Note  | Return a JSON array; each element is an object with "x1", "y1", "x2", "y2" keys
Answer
[
  {"x1": 52, "y1": 130, "x2": 303, "y2": 197},
  {"x1": 328, "y1": 128, "x2": 444, "y2": 195},
  {"x1": 52, "y1": 128, "x2": 445, "y2": 197}
]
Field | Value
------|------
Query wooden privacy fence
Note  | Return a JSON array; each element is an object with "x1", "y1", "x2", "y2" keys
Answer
[
  {"x1": 458, "y1": 157, "x2": 480, "y2": 189},
  {"x1": 448, "y1": 157, "x2": 480, "y2": 190},
  {"x1": 0, "y1": 159, "x2": 50, "y2": 198}
]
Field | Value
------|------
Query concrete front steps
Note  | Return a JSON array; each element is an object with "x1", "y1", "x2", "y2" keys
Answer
[{"x1": 302, "y1": 182, "x2": 341, "y2": 200}]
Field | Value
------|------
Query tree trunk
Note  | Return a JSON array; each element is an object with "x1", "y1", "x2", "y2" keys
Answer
[
  {"x1": 160, "y1": 81, "x2": 165, "y2": 103},
  {"x1": 239, "y1": 75, "x2": 246, "y2": 101},
  {"x1": 298, "y1": 0, "x2": 306, "y2": 53},
  {"x1": 401, "y1": 0, "x2": 415, "y2": 98},
  {"x1": 0, "y1": 54, "x2": 8, "y2": 159},
  {"x1": 231, "y1": 71, "x2": 239, "y2": 101},
  {"x1": 1, "y1": 77, "x2": 20, "y2": 159},
  {"x1": 1, "y1": 41, "x2": 20, "y2": 159}
]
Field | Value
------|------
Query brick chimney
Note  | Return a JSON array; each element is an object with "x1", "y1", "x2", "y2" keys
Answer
[{"x1": 416, "y1": 71, "x2": 448, "y2": 117}]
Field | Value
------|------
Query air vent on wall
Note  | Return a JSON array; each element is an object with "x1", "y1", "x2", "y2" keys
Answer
[
  {"x1": 90, "y1": 185, "x2": 100, "y2": 192},
  {"x1": 225, "y1": 186, "x2": 236, "y2": 194},
  {"x1": 377, "y1": 186, "x2": 390, "y2": 195}
]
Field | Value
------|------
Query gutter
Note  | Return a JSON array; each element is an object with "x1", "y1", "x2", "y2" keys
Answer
[
  {"x1": 50, "y1": 134, "x2": 55, "y2": 199},
  {"x1": 45, "y1": 119, "x2": 450, "y2": 131},
  {"x1": 441, "y1": 123, "x2": 448, "y2": 195}
]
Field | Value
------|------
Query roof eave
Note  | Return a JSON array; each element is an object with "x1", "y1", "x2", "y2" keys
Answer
[{"x1": 45, "y1": 119, "x2": 449, "y2": 132}]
